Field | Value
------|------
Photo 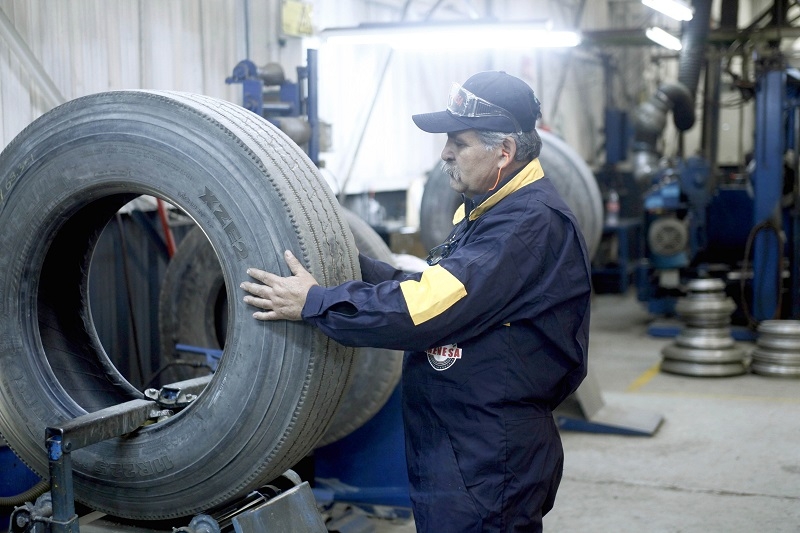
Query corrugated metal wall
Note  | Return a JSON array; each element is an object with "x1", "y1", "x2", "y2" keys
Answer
[
  {"x1": 0, "y1": 0, "x2": 247, "y2": 149},
  {"x1": 312, "y1": 0, "x2": 609, "y2": 195},
  {"x1": 0, "y1": 0, "x2": 277, "y2": 387}
]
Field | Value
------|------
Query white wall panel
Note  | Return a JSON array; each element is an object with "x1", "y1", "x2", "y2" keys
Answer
[
  {"x1": 0, "y1": 0, "x2": 244, "y2": 149},
  {"x1": 309, "y1": 0, "x2": 607, "y2": 195}
]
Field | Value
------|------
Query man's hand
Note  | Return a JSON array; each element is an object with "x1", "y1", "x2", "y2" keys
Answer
[{"x1": 241, "y1": 250, "x2": 319, "y2": 321}]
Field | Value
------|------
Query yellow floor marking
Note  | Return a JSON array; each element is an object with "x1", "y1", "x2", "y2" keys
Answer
[
  {"x1": 626, "y1": 363, "x2": 661, "y2": 392},
  {"x1": 624, "y1": 363, "x2": 800, "y2": 403}
]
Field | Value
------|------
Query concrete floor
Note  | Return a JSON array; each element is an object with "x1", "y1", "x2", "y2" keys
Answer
[
  {"x1": 368, "y1": 291, "x2": 800, "y2": 533},
  {"x1": 9, "y1": 291, "x2": 796, "y2": 533}
]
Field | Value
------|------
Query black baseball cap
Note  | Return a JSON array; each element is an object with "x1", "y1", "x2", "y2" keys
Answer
[{"x1": 412, "y1": 71, "x2": 541, "y2": 134}]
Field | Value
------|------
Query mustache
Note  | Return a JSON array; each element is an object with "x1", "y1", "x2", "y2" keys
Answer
[{"x1": 441, "y1": 161, "x2": 460, "y2": 180}]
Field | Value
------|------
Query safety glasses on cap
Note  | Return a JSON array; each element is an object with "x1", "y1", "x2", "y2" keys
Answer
[{"x1": 447, "y1": 83, "x2": 523, "y2": 134}]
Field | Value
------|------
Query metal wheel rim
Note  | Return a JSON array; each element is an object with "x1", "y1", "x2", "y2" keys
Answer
[
  {"x1": 756, "y1": 336, "x2": 800, "y2": 351},
  {"x1": 751, "y1": 348, "x2": 800, "y2": 366},
  {"x1": 686, "y1": 278, "x2": 725, "y2": 292},
  {"x1": 758, "y1": 320, "x2": 800, "y2": 336},
  {"x1": 660, "y1": 359, "x2": 747, "y2": 377},
  {"x1": 750, "y1": 361, "x2": 800, "y2": 378},
  {"x1": 662, "y1": 344, "x2": 746, "y2": 364}
]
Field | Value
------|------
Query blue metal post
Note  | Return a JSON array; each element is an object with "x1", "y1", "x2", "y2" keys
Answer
[
  {"x1": 752, "y1": 67, "x2": 786, "y2": 320},
  {"x1": 790, "y1": 90, "x2": 800, "y2": 319},
  {"x1": 46, "y1": 430, "x2": 79, "y2": 533}
]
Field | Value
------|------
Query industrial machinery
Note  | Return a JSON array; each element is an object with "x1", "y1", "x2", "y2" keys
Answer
[
  {"x1": 632, "y1": 64, "x2": 800, "y2": 328},
  {"x1": 226, "y1": 49, "x2": 320, "y2": 167},
  {"x1": 595, "y1": 0, "x2": 800, "y2": 330}
]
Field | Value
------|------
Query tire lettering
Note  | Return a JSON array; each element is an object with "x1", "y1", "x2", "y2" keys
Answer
[
  {"x1": 93, "y1": 456, "x2": 174, "y2": 478},
  {"x1": 9, "y1": 362, "x2": 53, "y2": 424},
  {"x1": 200, "y1": 187, "x2": 248, "y2": 260},
  {"x1": 0, "y1": 154, "x2": 34, "y2": 211},
  {"x1": 94, "y1": 460, "x2": 108, "y2": 475}
]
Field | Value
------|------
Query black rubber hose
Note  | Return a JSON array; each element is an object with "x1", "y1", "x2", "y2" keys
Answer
[
  {"x1": 660, "y1": 82, "x2": 695, "y2": 132},
  {"x1": 632, "y1": 82, "x2": 693, "y2": 146},
  {"x1": 739, "y1": 220, "x2": 784, "y2": 329},
  {"x1": 631, "y1": 0, "x2": 714, "y2": 180}
]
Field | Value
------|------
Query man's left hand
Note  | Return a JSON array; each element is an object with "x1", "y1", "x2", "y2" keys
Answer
[{"x1": 241, "y1": 250, "x2": 319, "y2": 321}]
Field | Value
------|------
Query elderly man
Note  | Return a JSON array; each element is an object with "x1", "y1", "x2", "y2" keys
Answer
[{"x1": 241, "y1": 71, "x2": 591, "y2": 532}]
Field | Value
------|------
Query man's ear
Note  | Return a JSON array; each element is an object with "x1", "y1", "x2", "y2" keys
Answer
[
  {"x1": 500, "y1": 137, "x2": 517, "y2": 165},
  {"x1": 500, "y1": 137, "x2": 517, "y2": 168}
]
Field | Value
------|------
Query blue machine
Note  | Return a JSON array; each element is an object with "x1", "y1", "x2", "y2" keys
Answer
[
  {"x1": 226, "y1": 49, "x2": 320, "y2": 166},
  {"x1": 314, "y1": 385, "x2": 411, "y2": 515},
  {"x1": 636, "y1": 157, "x2": 713, "y2": 315},
  {"x1": 635, "y1": 64, "x2": 800, "y2": 325},
  {"x1": 1, "y1": 445, "x2": 42, "y2": 530},
  {"x1": 644, "y1": 156, "x2": 710, "y2": 268}
]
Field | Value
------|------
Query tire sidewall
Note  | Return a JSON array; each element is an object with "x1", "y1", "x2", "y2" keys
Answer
[{"x1": 0, "y1": 91, "x2": 356, "y2": 518}]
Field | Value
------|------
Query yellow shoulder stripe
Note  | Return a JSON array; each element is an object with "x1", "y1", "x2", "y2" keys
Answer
[{"x1": 399, "y1": 265, "x2": 467, "y2": 326}]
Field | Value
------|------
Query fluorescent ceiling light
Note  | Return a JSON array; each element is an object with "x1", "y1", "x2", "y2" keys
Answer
[
  {"x1": 319, "y1": 21, "x2": 581, "y2": 50},
  {"x1": 646, "y1": 27, "x2": 682, "y2": 50},
  {"x1": 642, "y1": 0, "x2": 694, "y2": 22}
]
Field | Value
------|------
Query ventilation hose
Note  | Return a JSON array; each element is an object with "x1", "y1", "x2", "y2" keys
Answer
[
  {"x1": 632, "y1": 0, "x2": 713, "y2": 180},
  {"x1": 0, "y1": 479, "x2": 49, "y2": 509}
]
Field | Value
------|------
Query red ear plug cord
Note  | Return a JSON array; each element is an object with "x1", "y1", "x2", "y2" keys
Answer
[{"x1": 489, "y1": 151, "x2": 510, "y2": 192}]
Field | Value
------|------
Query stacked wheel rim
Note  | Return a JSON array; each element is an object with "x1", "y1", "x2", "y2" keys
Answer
[
  {"x1": 661, "y1": 279, "x2": 747, "y2": 377},
  {"x1": 751, "y1": 320, "x2": 800, "y2": 377}
]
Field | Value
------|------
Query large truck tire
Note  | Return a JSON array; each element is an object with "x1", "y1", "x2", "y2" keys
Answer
[
  {"x1": 0, "y1": 91, "x2": 359, "y2": 520},
  {"x1": 158, "y1": 209, "x2": 402, "y2": 447},
  {"x1": 420, "y1": 129, "x2": 603, "y2": 259},
  {"x1": 318, "y1": 210, "x2": 403, "y2": 446}
]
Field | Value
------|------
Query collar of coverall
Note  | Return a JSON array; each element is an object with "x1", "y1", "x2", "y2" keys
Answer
[{"x1": 451, "y1": 158, "x2": 545, "y2": 224}]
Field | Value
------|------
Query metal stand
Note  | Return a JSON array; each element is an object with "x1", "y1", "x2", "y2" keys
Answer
[
  {"x1": 46, "y1": 399, "x2": 158, "y2": 533},
  {"x1": 9, "y1": 377, "x2": 326, "y2": 533},
  {"x1": 555, "y1": 373, "x2": 664, "y2": 436}
]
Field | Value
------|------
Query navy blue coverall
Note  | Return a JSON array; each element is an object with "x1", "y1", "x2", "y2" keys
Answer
[{"x1": 303, "y1": 158, "x2": 591, "y2": 532}]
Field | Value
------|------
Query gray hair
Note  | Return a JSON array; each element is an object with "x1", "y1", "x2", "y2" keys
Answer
[{"x1": 476, "y1": 129, "x2": 542, "y2": 161}]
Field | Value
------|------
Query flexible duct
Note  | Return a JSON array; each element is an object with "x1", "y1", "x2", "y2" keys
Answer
[
  {"x1": 632, "y1": 0, "x2": 713, "y2": 180},
  {"x1": 0, "y1": 480, "x2": 49, "y2": 509}
]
